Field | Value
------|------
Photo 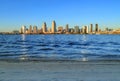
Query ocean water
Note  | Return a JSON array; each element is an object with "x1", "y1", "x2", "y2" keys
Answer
[{"x1": 0, "y1": 34, "x2": 120, "y2": 62}]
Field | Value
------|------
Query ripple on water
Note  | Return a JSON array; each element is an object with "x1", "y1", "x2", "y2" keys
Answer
[
  {"x1": 35, "y1": 44, "x2": 48, "y2": 46},
  {"x1": 67, "y1": 42, "x2": 79, "y2": 45},
  {"x1": 51, "y1": 44, "x2": 61, "y2": 47},
  {"x1": 0, "y1": 41, "x2": 7, "y2": 43},
  {"x1": 0, "y1": 35, "x2": 120, "y2": 61},
  {"x1": 100, "y1": 55, "x2": 120, "y2": 58},
  {"x1": 39, "y1": 48, "x2": 54, "y2": 51}
]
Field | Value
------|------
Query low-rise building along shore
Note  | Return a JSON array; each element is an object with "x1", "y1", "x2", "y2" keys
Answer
[{"x1": 1, "y1": 30, "x2": 120, "y2": 35}]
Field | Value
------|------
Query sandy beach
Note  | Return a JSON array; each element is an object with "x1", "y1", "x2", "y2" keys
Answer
[{"x1": 0, "y1": 61, "x2": 120, "y2": 81}]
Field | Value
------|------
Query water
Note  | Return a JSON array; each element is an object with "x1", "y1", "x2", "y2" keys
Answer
[
  {"x1": 0, "y1": 34, "x2": 120, "y2": 62},
  {"x1": 1, "y1": 34, "x2": 120, "y2": 81}
]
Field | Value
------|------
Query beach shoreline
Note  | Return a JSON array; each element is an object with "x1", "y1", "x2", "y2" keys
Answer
[{"x1": 0, "y1": 61, "x2": 120, "y2": 81}]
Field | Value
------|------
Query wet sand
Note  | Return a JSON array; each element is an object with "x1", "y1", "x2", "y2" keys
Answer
[{"x1": 0, "y1": 61, "x2": 120, "y2": 81}]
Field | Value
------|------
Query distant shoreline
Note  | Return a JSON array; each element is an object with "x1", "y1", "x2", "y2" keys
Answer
[{"x1": 0, "y1": 33, "x2": 120, "y2": 35}]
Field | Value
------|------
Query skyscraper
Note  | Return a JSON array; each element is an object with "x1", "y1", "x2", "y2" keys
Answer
[
  {"x1": 90, "y1": 24, "x2": 93, "y2": 33},
  {"x1": 51, "y1": 20, "x2": 56, "y2": 33},
  {"x1": 29, "y1": 25, "x2": 33, "y2": 34},
  {"x1": 95, "y1": 24, "x2": 99, "y2": 32},
  {"x1": 33, "y1": 26, "x2": 38, "y2": 34},
  {"x1": 82, "y1": 26, "x2": 87, "y2": 34},
  {"x1": 42, "y1": 22, "x2": 47, "y2": 33},
  {"x1": 86, "y1": 26, "x2": 89, "y2": 34},
  {"x1": 65, "y1": 24, "x2": 69, "y2": 32},
  {"x1": 74, "y1": 26, "x2": 79, "y2": 33},
  {"x1": 21, "y1": 25, "x2": 26, "y2": 34}
]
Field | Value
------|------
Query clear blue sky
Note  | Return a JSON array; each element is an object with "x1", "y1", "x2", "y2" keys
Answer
[{"x1": 0, "y1": 0, "x2": 120, "y2": 32}]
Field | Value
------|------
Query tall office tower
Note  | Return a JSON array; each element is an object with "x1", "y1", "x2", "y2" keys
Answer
[
  {"x1": 65, "y1": 24, "x2": 69, "y2": 32},
  {"x1": 90, "y1": 24, "x2": 93, "y2": 33},
  {"x1": 29, "y1": 25, "x2": 33, "y2": 34},
  {"x1": 82, "y1": 26, "x2": 85, "y2": 34},
  {"x1": 21, "y1": 25, "x2": 26, "y2": 34},
  {"x1": 74, "y1": 26, "x2": 80, "y2": 33},
  {"x1": 95, "y1": 24, "x2": 99, "y2": 32},
  {"x1": 42, "y1": 22, "x2": 47, "y2": 33},
  {"x1": 82, "y1": 26, "x2": 87, "y2": 34},
  {"x1": 86, "y1": 26, "x2": 89, "y2": 34},
  {"x1": 51, "y1": 20, "x2": 56, "y2": 33},
  {"x1": 33, "y1": 26, "x2": 38, "y2": 34}
]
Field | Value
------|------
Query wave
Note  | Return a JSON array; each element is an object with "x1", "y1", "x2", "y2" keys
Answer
[
  {"x1": 1, "y1": 35, "x2": 120, "y2": 62},
  {"x1": 0, "y1": 55, "x2": 120, "y2": 63}
]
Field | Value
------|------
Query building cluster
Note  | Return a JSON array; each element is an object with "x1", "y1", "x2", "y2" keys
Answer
[
  {"x1": 1, "y1": 20, "x2": 120, "y2": 35},
  {"x1": 20, "y1": 20, "x2": 101, "y2": 34}
]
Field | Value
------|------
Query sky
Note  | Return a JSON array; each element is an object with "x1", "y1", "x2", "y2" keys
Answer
[{"x1": 0, "y1": 0, "x2": 120, "y2": 32}]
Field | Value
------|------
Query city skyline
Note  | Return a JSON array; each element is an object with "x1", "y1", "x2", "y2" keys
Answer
[
  {"x1": 0, "y1": 0, "x2": 120, "y2": 32},
  {"x1": 20, "y1": 22, "x2": 100, "y2": 34},
  {"x1": 20, "y1": 20, "x2": 116, "y2": 35}
]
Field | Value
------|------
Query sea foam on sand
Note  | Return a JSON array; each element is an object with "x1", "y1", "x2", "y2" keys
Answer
[{"x1": 0, "y1": 61, "x2": 120, "y2": 81}]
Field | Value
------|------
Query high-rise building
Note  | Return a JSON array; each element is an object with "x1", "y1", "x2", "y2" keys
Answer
[
  {"x1": 74, "y1": 26, "x2": 79, "y2": 33},
  {"x1": 58, "y1": 26, "x2": 63, "y2": 33},
  {"x1": 86, "y1": 26, "x2": 89, "y2": 34},
  {"x1": 65, "y1": 24, "x2": 69, "y2": 32},
  {"x1": 82, "y1": 26, "x2": 87, "y2": 34},
  {"x1": 95, "y1": 24, "x2": 99, "y2": 32},
  {"x1": 90, "y1": 24, "x2": 93, "y2": 33},
  {"x1": 29, "y1": 25, "x2": 33, "y2": 34},
  {"x1": 51, "y1": 20, "x2": 56, "y2": 33},
  {"x1": 21, "y1": 25, "x2": 26, "y2": 34},
  {"x1": 42, "y1": 22, "x2": 47, "y2": 33},
  {"x1": 33, "y1": 26, "x2": 38, "y2": 34}
]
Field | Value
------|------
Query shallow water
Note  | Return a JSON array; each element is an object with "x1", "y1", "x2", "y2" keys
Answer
[
  {"x1": 0, "y1": 34, "x2": 120, "y2": 61},
  {"x1": 0, "y1": 61, "x2": 120, "y2": 81}
]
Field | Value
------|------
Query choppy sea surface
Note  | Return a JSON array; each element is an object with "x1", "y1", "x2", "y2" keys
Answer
[{"x1": 0, "y1": 34, "x2": 120, "y2": 62}]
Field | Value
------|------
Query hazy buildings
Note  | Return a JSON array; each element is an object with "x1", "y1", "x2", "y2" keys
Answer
[
  {"x1": 65, "y1": 24, "x2": 69, "y2": 32},
  {"x1": 29, "y1": 25, "x2": 33, "y2": 34},
  {"x1": 12, "y1": 30, "x2": 19, "y2": 34},
  {"x1": 42, "y1": 22, "x2": 47, "y2": 33},
  {"x1": 48, "y1": 28, "x2": 51, "y2": 33},
  {"x1": 74, "y1": 26, "x2": 79, "y2": 33},
  {"x1": 51, "y1": 21, "x2": 56, "y2": 33},
  {"x1": 33, "y1": 26, "x2": 38, "y2": 34}
]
